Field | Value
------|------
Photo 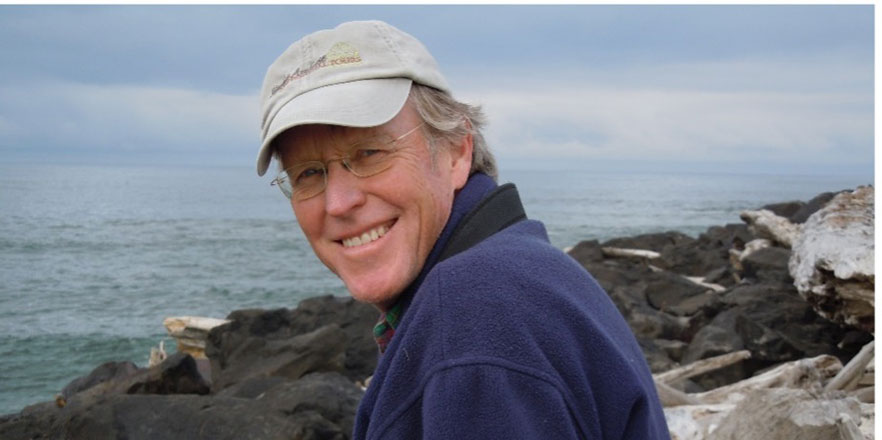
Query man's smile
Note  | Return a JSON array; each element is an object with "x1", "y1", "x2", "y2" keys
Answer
[{"x1": 340, "y1": 220, "x2": 396, "y2": 249}]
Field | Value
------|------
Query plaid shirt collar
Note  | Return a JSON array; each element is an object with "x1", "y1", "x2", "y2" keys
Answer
[{"x1": 373, "y1": 301, "x2": 403, "y2": 353}]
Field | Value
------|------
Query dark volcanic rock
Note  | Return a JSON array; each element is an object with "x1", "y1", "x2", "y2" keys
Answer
[
  {"x1": 567, "y1": 239, "x2": 604, "y2": 264},
  {"x1": 761, "y1": 200, "x2": 805, "y2": 219},
  {"x1": 61, "y1": 360, "x2": 139, "y2": 399},
  {"x1": 207, "y1": 296, "x2": 378, "y2": 384},
  {"x1": 656, "y1": 224, "x2": 752, "y2": 277},
  {"x1": 209, "y1": 323, "x2": 347, "y2": 392},
  {"x1": 644, "y1": 272, "x2": 708, "y2": 314},
  {"x1": 788, "y1": 191, "x2": 838, "y2": 224},
  {"x1": 682, "y1": 282, "x2": 857, "y2": 389},
  {"x1": 602, "y1": 231, "x2": 695, "y2": 253},
  {"x1": 58, "y1": 352, "x2": 209, "y2": 410},
  {"x1": 740, "y1": 247, "x2": 792, "y2": 283},
  {"x1": 2, "y1": 373, "x2": 363, "y2": 440},
  {"x1": 637, "y1": 338, "x2": 678, "y2": 373}
]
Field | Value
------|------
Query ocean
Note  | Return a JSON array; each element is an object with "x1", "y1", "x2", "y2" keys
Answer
[{"x1": 0, "y1": 164, "x2": 872, "y2": 415}]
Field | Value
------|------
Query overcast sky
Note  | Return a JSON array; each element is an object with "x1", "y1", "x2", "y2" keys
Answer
[{"x1": 0, "y1": 5, "x2": 873, "y2": 176}]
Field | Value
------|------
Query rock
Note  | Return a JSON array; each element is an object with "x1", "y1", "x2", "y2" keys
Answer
[
  {"x1": 61, "y1": 360, "x2": 140, "y2": 399},
  {"x1": 638, "y1": 338, "x2": 678, "y2": 373},
  {"x1": 789, "y1": 186, "x2": 875, "y2": 332},
  {"x1": 698, "y1": 224, "x2": 753, "y2": 251},
  {"x1": 789, "y1": 191, "x2": 839, "y2": 224},
  {"x1": 707, "y1": 388, "x2": 863, "y2": 440},
  {"x1": 645, "y1": 272, "x2": 709, "y2": 314},
  {"x1": 761, "y1": 200, "x2": 805, "y2": 219},
  {"x1": 656, "y1": 224, "x2": 750, "y2": 278},
  {"x1": 124, "y1": 352, "x2": 210, "y2": 396},
  {"x1": 58, "y1": 353, "x2": 210, "y2": 410},
  {"x1": 654, "y1": 339, "x2": 689, "y2": 363},
  {"x1": 206, "y1": 295, "x2": 378, "y2": 385},
  {"x1": 602, "y1": 231, "x2": 695, "y2": 253},
  {"x1": 566, "y1": 239, "x2": 604, "y2": 264},
  {"x1": 740, "y1": 247, "x2": 792, "y2": 283},
  {"x1": 658, "y1": 244, "x2": 728, "y2": 278},
  {"x1": 739, "y1": 209, "x2": 801, "y2": 248},
  {"x1": 208, "y1": 323, "x2": 347, "y2": 392}
]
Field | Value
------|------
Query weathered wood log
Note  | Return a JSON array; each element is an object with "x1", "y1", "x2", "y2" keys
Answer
[
  {"x1": 655, "y1": 380, "x2": 701, "y2": 407},
  {"x1": 837, "y1": 412, "x2": 864, "y2": 440},
  {"x1": 163, "y1": 316, "x2": 231, "y2": 359},
  {"x1": 695, "y1": 354, "x2": 842, "y2": 405},
  {"x1": 789, "y1": 185, "x2": 874, "y2": 332},
  {"x1": 654, "y1": 350, "x2": 751, "y2": 385},
  {"x1": 683, "y1": 276, "x2": 726, "y2": 293},
  {"x1": 850, "y1": 386, "x2": 873, "y2": 403},
  {"x1": 825, "y1": 340, "x2": 874, "y2": 392},
  {"x1": 664, "y1": 403, "x2": 735, "y2": 440},
  {"x1": 740, "y1": 209, "x2": 801, "y2": 248},
  {"x1": 601, "y1": 246, "x2": 661, "y2": 260}
]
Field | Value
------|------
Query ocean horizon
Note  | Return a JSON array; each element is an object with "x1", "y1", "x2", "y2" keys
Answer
[{"x1": 0, "y1": 163, "x2": 873, "y2": 414}]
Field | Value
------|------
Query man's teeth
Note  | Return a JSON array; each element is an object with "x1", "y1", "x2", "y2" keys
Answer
[{"x1": 343, "y1": 225, "x2": 388, "y2": 248}]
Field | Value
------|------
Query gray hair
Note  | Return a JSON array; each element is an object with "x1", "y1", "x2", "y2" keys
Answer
[{"x1": 409, "y1": 83, "x2": 497, "y2": 180}]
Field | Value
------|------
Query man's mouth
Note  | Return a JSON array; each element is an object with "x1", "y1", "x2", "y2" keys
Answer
[{"x1": 341, "y1": 221, "x2": 395, "y2": 249}]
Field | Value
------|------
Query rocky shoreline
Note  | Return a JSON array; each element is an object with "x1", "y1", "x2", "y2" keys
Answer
[{"x1": 0, "y1": 186, "x2": 874, "y2": 439}]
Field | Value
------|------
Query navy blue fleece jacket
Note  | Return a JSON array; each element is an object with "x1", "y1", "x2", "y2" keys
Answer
[{"x1": 353, "y1": 173, "x2": 670, "y2": 439}]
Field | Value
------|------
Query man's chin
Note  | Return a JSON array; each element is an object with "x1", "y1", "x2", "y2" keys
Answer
[{"x1": 344, "y1": 280, "x2": 403, "y2": 311}]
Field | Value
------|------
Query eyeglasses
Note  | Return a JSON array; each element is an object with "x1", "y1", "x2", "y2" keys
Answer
[{"x1": 272, "y1": 122, "x2": 425, "y2": 201}]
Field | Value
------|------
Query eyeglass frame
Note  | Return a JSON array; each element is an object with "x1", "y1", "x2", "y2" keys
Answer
[{"x1": 271, "y1": 122, "x2": 426, "y2": 201}]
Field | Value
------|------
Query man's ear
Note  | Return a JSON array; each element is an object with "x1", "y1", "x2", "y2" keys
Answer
[{"x1": 448, "y1": 123, "x2": 474, "y2": 191}]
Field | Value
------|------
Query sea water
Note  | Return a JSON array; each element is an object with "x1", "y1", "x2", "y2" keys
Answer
[{"x1": 0, "y1": 164, "x2": 871, "y2": 414}]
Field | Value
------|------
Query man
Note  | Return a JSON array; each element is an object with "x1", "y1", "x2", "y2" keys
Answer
[{"x1": 256, "y1": 20, "x2": 669, "y2": 440}]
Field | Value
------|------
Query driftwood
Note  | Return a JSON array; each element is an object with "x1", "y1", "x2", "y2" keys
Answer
[
  {"x1": 657, "y1": 350, "x2": 881, "y2": 440},
  {"x1": 788, "y1": 185, "x2": 874, "y2": 332},
  {"x1": 696, "y1": 354, "x2": 842, "y2": 405},
  {"x1": 655, "y1": 381, "x2": 702, "y2": 407},
  {"x1": 654, "y1": 350, "x2": 751, "y2": 385},
  {"x1": 163, "y1": 316, "x2": 231, "y2": 358},
  {"x1": 739, "y1": 209, "x2": 801, "y2": 248},
  {"x1": 601, "y1": 246, "x2": 661, "y2": 260},
  {"x1": 825, "y1": 340, "x2": 874, "y2": 392}
]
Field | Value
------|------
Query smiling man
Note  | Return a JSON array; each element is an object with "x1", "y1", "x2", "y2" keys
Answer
[{"x1": 256, "y1": 20, "x2": 669, "y2": 440}]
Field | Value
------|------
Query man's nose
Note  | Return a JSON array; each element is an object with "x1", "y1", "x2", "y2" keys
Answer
[{"x1": 323, "y1": 161, "x2": 366, "y2": 216}]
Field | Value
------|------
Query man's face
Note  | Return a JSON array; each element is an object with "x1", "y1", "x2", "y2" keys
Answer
[{"x1": 275, "y1": 101, "x2": 472, "y2": 310}]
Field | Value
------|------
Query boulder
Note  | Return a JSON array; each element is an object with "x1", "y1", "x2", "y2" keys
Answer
[
  {"x1": 566, "y1": 239, "x2": 604, "y2": 264},
  {"x1": 601, "y1": 231, "x2": 695, "y2": 253},
  {"x1": 681, "y1": 282, "x2": 856, "y2": 390},
  {"x1": 60, "y1": 360, "x2": 139, "y2": 399},
  {"x1": 740, "y1": 247, "x2": 792, "y2": 283},
  {"x1": 789, "y1": 186, "x2": 875, "y2": 332},
  {"x1": 1, "y1": 373, "x2": 363, "y2": 440},
  {"x1": 761, "y1": 200, "x2": 805, "y2": 219},
  {"x1": 208, "y1": 323, "x2": 347, "y2": 392},
  {"x1": 644, "y1": 271, "x2": 709, "y2": 314},
  {"x1": 206, "y1": 295, "x2": 378, "y2": 384},
  {"x1": 789, "y1": 191, "x2": 839, "y2": 224}
]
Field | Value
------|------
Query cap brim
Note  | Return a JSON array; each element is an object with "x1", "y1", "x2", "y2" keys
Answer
[{"x1": 256, "y1": 77, "x2": 413, "y2": 176}]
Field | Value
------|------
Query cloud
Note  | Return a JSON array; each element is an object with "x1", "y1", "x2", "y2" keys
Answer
[
  {"x1": 0, "y1": 80, "x2": 258, "y2": 163},
  {"x1": 456, "y1": 59, "x2": 872, "y2": 170}
]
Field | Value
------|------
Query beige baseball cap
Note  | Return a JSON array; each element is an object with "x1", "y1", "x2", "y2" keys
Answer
[{"x1": 256, "y1": 20, "x2": 450, "y2": 176}]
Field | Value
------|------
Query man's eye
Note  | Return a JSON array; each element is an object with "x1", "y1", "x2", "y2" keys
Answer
[
  {"x1": 294, "y1": 167, "x2": 324, "y2": 184},
  {"x1": 353, "y1": 148, "x2": 390, "y2": 161}
]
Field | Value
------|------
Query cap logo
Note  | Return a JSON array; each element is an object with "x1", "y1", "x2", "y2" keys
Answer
[{"x1": 271, "y1": 42, "x2": 363, "y2": 96}]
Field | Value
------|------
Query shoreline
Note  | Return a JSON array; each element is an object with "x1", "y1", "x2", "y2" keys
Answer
[{"x1": 1, "y1": 185, "x2": 874, "y2": 439}]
